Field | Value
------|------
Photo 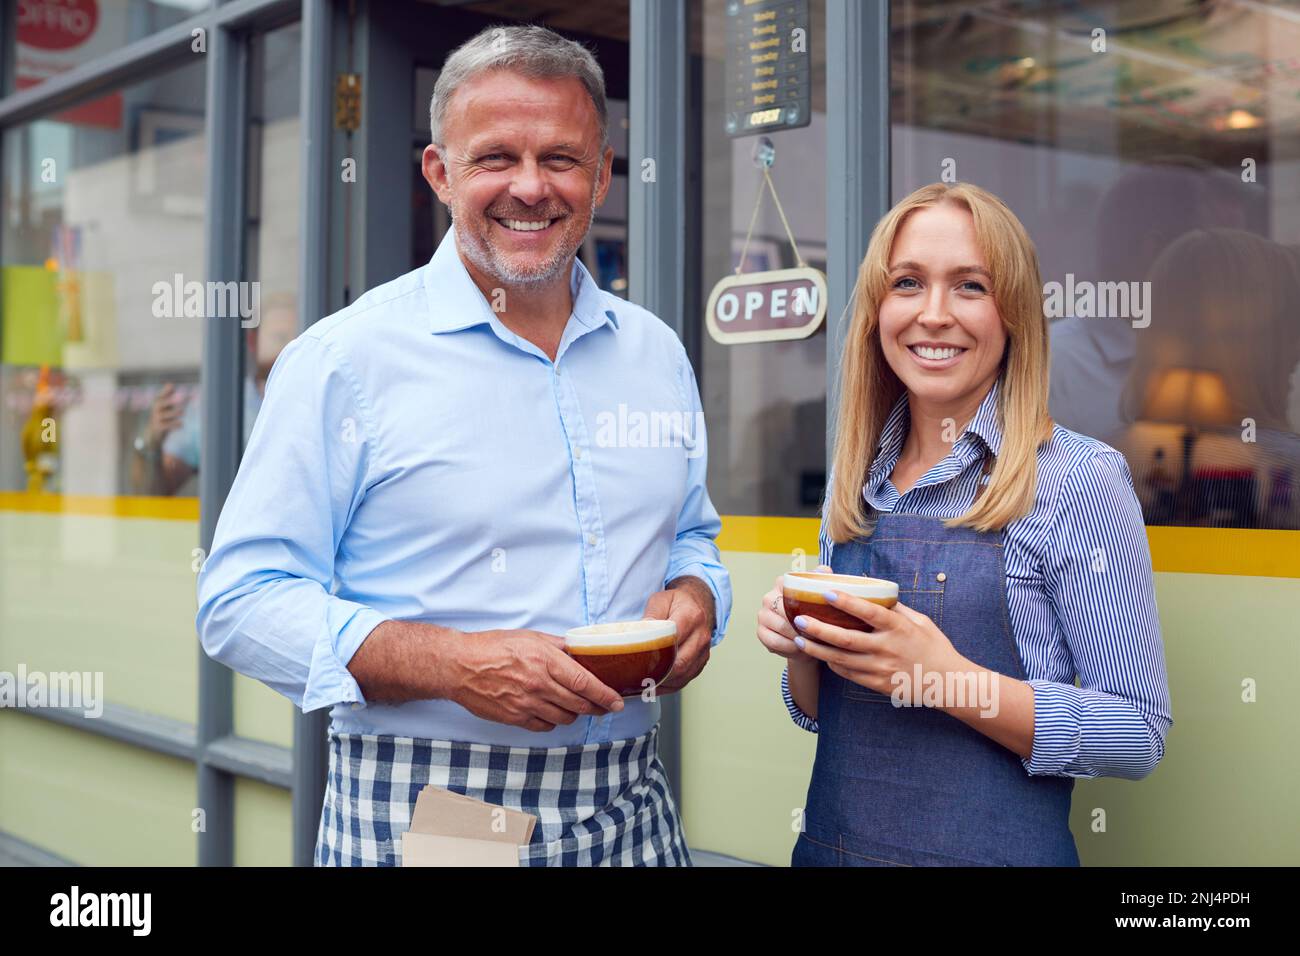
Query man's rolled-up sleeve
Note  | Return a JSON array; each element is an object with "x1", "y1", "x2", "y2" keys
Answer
[
  {"x1": 663, "y1": 351, "x2": 732, "y2": 645},
  {"x1": 195, "y1": 334, "x2": 387, "y2": 713}
]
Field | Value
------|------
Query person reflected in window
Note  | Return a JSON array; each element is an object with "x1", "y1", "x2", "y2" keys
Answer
[
  {"x1": 755, "y1": 183, "x2": 1172, "y2": 866},
  {"x1": 1120, "y1": 229, "x2": 1300, "y2": 529},
  {"x1": 1048, "y1": 159, "x2": 1246, "y2": 447},
  {"x1": 129, "y1": 293, "x2": 297, "y2": 495}
]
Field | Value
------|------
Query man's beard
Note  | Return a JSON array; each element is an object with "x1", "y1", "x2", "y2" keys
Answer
[{"x1": 452, "y1": 179, "x2": 599, "y2": 288}]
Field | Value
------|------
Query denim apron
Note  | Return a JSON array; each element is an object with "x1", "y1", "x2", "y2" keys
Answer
[{"x1": 792, "y1": 454, "x2": 1079, "y2": 866}]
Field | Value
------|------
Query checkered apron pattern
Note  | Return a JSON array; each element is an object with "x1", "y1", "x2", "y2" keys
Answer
[{"x1": 314, "y1": 724, "x2": 691, "y2": 866}]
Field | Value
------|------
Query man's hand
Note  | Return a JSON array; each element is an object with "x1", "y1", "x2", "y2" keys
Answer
[
  {"x1": 437, "y1": 629, "x2": 625, "y2": 731},
  {"x1": 644, "y1": 576, "x2": 716, "y2": 694},
  {"x1": 348, "y1": 621, "x2": 624, "y2": 732}
]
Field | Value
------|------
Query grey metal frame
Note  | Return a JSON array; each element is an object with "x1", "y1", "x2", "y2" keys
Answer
[
  {"x1": 825, "y1": 0, "x2": 891, "y2": 456},
  {"x1": 0, "y1": 0, "x2": 319, "y2": 867},
  {"x1": 291, "y1": 0, "x2": 337, "y2": 868},
  {"x1": 627, "y1": 0, "x2": 690, "y2": 799},
  {"x1": 197, "y1": 12, "x2": 248, "y2": 870}
]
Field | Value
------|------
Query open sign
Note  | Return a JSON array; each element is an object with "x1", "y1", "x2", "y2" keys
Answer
[{"x1": 705, "y1": 267, "x2": 827, "y2": 345}]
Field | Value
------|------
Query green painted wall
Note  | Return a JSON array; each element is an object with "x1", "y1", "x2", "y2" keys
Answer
[
  {"x1": 682, "y1": 559, "x2": 1300, "y2": 866},
  {"x1": 234, "y1": 777, "x2": 293, "y2": 866},
  {"x1": 234, "y1": 674, "x2": 295, "y2": 749},
  {"x1": 0, "y1": 714, "x2": 197, "y2": 865},
  {"x1": 0, "y1": 511, "x2": 200, "y2": 725},
  {"x1": 1, "y1": 510, "x2": 296, "y2": 863},
  {"x1": 3, "y1": 509, "x2": 1294, "y2": 866}
]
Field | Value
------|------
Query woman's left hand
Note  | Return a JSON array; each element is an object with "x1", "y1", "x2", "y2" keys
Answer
[{"x1": 791, "y1": 590, "x2": 968, "y2": 699}]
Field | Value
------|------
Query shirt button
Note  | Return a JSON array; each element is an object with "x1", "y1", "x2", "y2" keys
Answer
[
  {"x1": 936, "y1": 572, "x2": 946, "y2": 583},
  {"x1": 587, "y1": 533, "x2": 598, "y2": 547},
  {"x1": 574, "y1": 446, "x2": 584, "y2": 460}
]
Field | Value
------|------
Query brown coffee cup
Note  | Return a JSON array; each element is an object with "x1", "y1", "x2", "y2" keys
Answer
[
  {"x1": 782, "y1": 571, "x2": 899, "y2": 632},
  {"x1": 564, "y1": 620, "x2": 678, "y2": 698}
]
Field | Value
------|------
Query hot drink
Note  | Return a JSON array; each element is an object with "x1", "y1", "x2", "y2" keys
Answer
[
  {"x1": 782, "y1": 571, "x2": 898, "y2": 632},
  {"x1": 564, "y1": 620, "x2": 678, "y2": 698}
]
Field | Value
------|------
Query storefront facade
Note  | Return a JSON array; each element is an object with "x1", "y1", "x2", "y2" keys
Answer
[{"x1": 1, "y1": 0, "x2": 1297, "y2": 866}]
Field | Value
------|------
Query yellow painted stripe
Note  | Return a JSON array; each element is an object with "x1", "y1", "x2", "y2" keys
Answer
[
  {"x1": 0, "y1": 496, "x2": 1293, "y2": 576},
  {"x1": 717, "y1": 515, "x2": 821, "y2": 556},
  {"x1": 1144, "y1": 526, "x2": 1300, "y2": 579},
  {"x1": 719, "y1": 515, "x2": 1300, "y2": 579},
  {"x1": 0, "y1": 491, "x2": 198, "y2": 521}
]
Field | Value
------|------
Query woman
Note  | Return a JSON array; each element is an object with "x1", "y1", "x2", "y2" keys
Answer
[{"x1": 757, "y1": 183, "x2": 1172, "y2": 866}]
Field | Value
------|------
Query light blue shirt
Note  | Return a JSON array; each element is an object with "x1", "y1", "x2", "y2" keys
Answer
[{"x1": 196, "y1": 229, "x2": 732, "y2": 746}]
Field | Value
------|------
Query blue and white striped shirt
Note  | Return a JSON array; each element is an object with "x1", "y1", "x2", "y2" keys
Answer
[{"x1": 781, "y1": 379, "x2": 1173, "y2": 780}]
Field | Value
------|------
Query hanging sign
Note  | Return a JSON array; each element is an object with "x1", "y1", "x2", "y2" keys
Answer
[
  {"x1": 706, "y1": 267, "x2": 827, "y2": 344},
  {"x1": 725, "y1": 0, "x2": 812, "y2": 137},
  {"x1": 707, "y1": 136, "x2": 826, "y2": 345}
]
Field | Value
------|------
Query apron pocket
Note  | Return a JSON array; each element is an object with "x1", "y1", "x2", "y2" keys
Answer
[
  {"x1": 842, "y1": 682, "x2": 895, "y2": 704},
  {"x1": 894, "y1": 567, "x2": 949, "y2": 629}
]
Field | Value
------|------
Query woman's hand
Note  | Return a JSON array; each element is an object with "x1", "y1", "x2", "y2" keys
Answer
[
  {"x1": 791, "y1": 589, "x2": 968, "y2": 699},
  {"x1": 756, "y1": 564, "x2": 833, "y2": 659},
  {"x1": 757, "y1": 573, "x2": 801, "y2": 659}
]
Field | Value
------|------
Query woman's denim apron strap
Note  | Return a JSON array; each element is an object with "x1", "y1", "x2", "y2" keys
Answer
[{"x1": 793, "y1": 452, "x2": 1079, "y2": 866}]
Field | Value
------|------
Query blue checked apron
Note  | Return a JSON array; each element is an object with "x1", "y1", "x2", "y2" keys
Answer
[
  {"x1": 793, "y1": 453, "x2": 1079, "y2": 866},
  {"x1": 315, "y1": 724, "x2": 691, "y2": 866}
]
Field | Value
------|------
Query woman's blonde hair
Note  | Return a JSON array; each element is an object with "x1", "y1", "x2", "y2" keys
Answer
[{"x1": 826, "y1": 182, "x2": 1054, "y2": 541}]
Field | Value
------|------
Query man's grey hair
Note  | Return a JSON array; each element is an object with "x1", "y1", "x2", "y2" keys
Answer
[{"x1": 429, "y1": 25, "x2": 608, "y2": 150}]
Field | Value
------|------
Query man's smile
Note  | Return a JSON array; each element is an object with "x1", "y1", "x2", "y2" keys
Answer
[{"x1": 494, "y1": 216, "x2": 560, "y2": 232}]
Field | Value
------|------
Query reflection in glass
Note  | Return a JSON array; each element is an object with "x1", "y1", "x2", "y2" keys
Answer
[
  {"x1": 696, "y1": 0, "x2": 828, "y2": 518},
  {"x1": 891, "y1": 0, "x2": 1300, "y2": 529},
  {"x1": 242, "y1": 24, "x2": 302, "y2": 448},
  {"x1": 0, "y1": 58, "x2": 208, "y2": 727},
  {"x1": 10, "y1": 0, "x2": 209, "y2": 95},
  {"x1": 1, "y1": 59, "x2": 207, "y2": 497}
]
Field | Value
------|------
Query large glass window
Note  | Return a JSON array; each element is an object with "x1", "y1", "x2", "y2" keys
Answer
[
  {"x1": 681, "y1": 0, "x2": 827, "y2": 868},
  {"x1": 0, "y1": 58, "x2": 206, "y2": 725},
  {"x1": 892, "y1": 0, "x2": 1300, "y2": 531},
  {"x1": 696, "y1": 0, "x2": 828, "y2": 518},
  {"x1": 233, "y1": 22, "x2": 301, "y2": 750},
  {"x1": 890, "y1": 0, "x2": 1299, "y2": 869},
  {"x1": 9, "y1": 1, "x2": 210, "y2": 96}
]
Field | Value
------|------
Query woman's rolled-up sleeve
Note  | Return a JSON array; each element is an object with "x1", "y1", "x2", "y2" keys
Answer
[
  {"x1": 781, "y1": 665, "x2": 820, "y2": 733},
  {"x1": 1026, "y1": 448, "x2": 1173, "y2": 780}
]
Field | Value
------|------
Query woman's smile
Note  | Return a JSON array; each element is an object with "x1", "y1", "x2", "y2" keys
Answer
[{"x1": 906, "y1": 341, "x2": 969, "y2": 369}]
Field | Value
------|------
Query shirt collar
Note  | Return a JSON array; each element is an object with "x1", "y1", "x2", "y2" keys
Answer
[
  {"x1": 867, "y1": 377, "x2": 1004, "y2": 480},
  {"x1": 867, "y1": 391, "x2": 911, "y2": 480},
  {"x1": 423, "y1": 226, "x2": 619, "y2": 336},
  {"x1": 965, "y1": 377, "x2": 1004, "y2": 457}
]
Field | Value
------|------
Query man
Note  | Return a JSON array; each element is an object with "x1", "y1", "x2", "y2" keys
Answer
[{"x1": 196, "y1": 25, "x2": 731, "y2": 866}]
